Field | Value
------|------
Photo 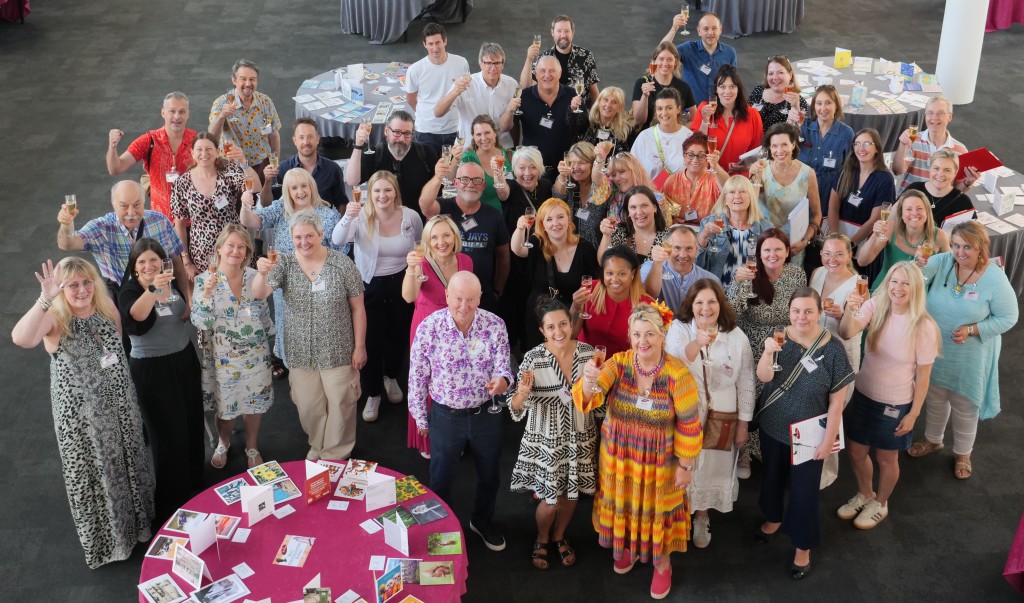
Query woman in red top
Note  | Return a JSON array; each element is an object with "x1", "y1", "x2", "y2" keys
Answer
[
  {"x1": 690, "y1": 65, "x2": 764, "y2": 178},
  {"x1": 574, "y1": 246, "x2": 654, "y2": 356}
]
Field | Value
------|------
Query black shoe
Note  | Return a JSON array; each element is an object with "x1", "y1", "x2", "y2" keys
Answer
[
  {"x1": 790, "y1": 561, "x2": 812, "y2": 580},
  {"x1": 754, "y1": 525, "x2": 778, "y2": 543},
  {"x1": 470, "y1": 521, "x2": 506, "y2": 551}
]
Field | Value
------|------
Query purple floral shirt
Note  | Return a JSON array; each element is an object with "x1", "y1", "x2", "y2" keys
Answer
[{"x1": 408, "y1": 308, "x2": 513, "y2": 429}]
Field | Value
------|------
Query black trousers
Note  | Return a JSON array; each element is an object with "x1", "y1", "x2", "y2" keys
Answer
[{"x1": 362, "y1": 271, "x2": 414, "y2": 397}]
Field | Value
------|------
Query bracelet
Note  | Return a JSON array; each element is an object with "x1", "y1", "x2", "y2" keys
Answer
[
  {"x1": 37, "y1": 293, "x2": 52, "y2": 311},
  {"x1": 678, "y1": 464, "x2": 694, "y2": 472},
  {"x1": 967, "y1": 324, "x2": 974, "y2": 336}
]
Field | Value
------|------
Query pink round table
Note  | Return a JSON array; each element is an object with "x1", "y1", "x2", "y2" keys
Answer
[{"x1": 138, "y1": 461, "x2": 468, "y2": 602}]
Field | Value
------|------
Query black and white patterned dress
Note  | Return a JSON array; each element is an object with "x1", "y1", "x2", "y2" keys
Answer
[
  {"x1": 510, "y1": 342, "x2": 598, "y2": 504},
  {"x1": 50, "y1": 314, "x2": 154, "y2": 568}
]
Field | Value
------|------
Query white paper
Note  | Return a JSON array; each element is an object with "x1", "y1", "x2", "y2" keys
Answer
[
  {"x1": 987, "y1": 220, "x2": 1018, "y2": 234},
  {"x1": 787, "y1": 197, "x2": 810, "y2": 244},
  {"x1": 369, "y1": 555, "x2": 387, "y2": 571},
  {"x1": 974, "y1": 211, "x2": 1000, "y2": 225},
  {"x1": 304, "y1": 573, "x2": 322, "y2": 589},
  {"x1": 994, "y1": 190, "x2": 1016, "y2": 216},
  {"x1": 982, "y1": 171, "x2": 999, "y2": 194},
  {"x1": 1002, "y1": 213, "x2": 1024, "y2": 228},
  {"x1": 359, "y1": 519, "x2": 382, "y2": 534},
  {"x1": 240, "y1": 485, "x2": 274, "y2": 526},
  {"x1": 233, "y1": 562, "x2": 255, "y2": 579},
  {"x1": 790, "y1": 413, "x2": 845, "y2": 465},
  {"x1": 232, "y1": 527, "x2": 251, "y2": 543},
  {"x1": 383, "y1": 515, "x2": 410, "y2": 556},
  {"x1": 273, "y1": 503, "x2": 296, "y2": 519},
  {"x1": 737, "y1": 146, "x2": 762, "y2": 168},
  {"x1": 364, "y1": 472, "x2": 397, "y2": 512},
  {"x1": 941, "y1": 208, "x2": 978, "y2": 234},
  {"x1": 336, "y1": 590, "x2": 367, "y2": 603},
  {"x1": 186, "y1": 514, "x2": 219, "y2": 558},
  {"x1": 328, "y1": 500, "x2": 350, "y2": 511}
]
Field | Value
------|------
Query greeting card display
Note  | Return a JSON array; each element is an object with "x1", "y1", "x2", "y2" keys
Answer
[{"x1": 305, "y1": 460, "x2": 331, "y2": 504}]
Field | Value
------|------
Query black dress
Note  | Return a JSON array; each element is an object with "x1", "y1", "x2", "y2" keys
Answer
[
  {"x1": 522, "y1": 239, "x2": 601, "y2": 349},
  {"x1": 501, "y1": 178, "x2": 553, "y2": 349}
]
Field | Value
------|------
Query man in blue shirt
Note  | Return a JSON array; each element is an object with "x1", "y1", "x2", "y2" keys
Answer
[
  {"x1": 261, "y1": 117, "x2": 348, "y2": 210},
  {"x1": 662, "y1": 11, "x2": 737, "y2": 100},
  {"x1": 643, "y1": 225, "x2": 719, "y2": 312}
]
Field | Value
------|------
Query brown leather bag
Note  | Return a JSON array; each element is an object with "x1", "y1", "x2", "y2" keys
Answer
[{"x1": 701, "y1": 352, "x2": 738, "y2": 451}]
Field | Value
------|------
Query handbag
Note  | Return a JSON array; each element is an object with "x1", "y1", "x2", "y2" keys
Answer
[{"x1": 700, "y1": 351, "x2": 738, "y2": 451}]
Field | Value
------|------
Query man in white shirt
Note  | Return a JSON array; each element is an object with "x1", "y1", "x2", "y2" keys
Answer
[
  {"x1": 405, "y1": 23, "x2": 470, "y2": 154},
  {"x1": 433, "y1": 42, "x2": 519, "y2": 149}
]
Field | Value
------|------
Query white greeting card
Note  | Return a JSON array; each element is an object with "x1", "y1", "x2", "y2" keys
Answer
[
  {"x1": 171, "y1": 543, "x2": 210, "y2": 591},
  {"x1": 240, "y1": 485, "x2": 274, "y2": 527},
  {"x1": 365, "y1": 472, "x2": 397, "y2": 512},
  {"x1": 383, "y1": 515, "x2": 410, "y2": 556},
  {"x1": 186, "y1": 513, "x2": 219, "y2": 558}
]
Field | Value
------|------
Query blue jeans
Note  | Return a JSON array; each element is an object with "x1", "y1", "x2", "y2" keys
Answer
[
  {"x1": 759, "y1": 432, "x2": 824, "y2": 550},
  {"x1": 428, "y1": 402, "x2": 502, "y2": 527},
  {"x1": 413, "y1": 131, "x2": 456, "y2": 156}
]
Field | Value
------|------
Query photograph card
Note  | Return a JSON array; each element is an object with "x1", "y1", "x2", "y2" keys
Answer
[
  {"x1": 212, "y1": 514, "x2": 241, "y2": 540},
  {"x1": 375, "y1": 563, "x2": 404, "y2": 603},
  {"x1": 170, "y1": 543, "x2": 210, "y2": 591},
  {"x1": 248, "y1": 460, "x2": 289, "y2": 485},
  {"x1": 164, "y1": 509, "x2": 208, "y2": 534},
  {"x1": 190, "y1": 573, "x2": 251, "y2": 603},
  {"x1": 214, "y1": 478, "x2": 249, "y2": 506},
  {"x1": 272, "y1": 478, "x2": 302, "y2": 505},
  {"x1": 240, "y1": 485, "x2": 274, "y2": 527},
  {"x1": 407, "y1": 498, "x2": 449, "y2": 526},
  {"x1": 138, "y1": 573, "x2": 188, "y2": 603},
  {"x1": 145, "y1": 535, "x2": 189, "y2": 560},
  {"x1": 385, "y1": 558, "x2": 421, "y2": 586},
  {"x1": 272, "y1": 535, "x2": 316, "y2": 567},
  {"x1": 427, "y1": 531, "x2": 462, "y2": 556},
  {"x1": 418, "y1": 561, "x2": 455, "y2": 586},
  {"x1": 303, "y1": 586, "x2": 332, "y2": 603},
  {"x1": 335, "y1": 476, "x2": 366, "y2": 500}
]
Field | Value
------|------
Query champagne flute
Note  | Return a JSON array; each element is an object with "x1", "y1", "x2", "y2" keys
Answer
[
  {"x1": 709, "y1": 215, "x2": 725, "y2": 252},
  {"x1": 780, "y1": 85, "x2": 794, "y2": 115},
  {"x1": 244, "y1": 175, "x2": 254, "y2": 192},
  {"x1": 751, "y1": 148, "x2": 768, "y2": 189},
  {"x1": 162, "y1": 258, "x2": 180, "y2": 302},
  {"x1": 771, "y1": 326, "x2": 785, "y2": 371},
  {"x1": 522, "y1": 206, "x2": 536, "y2": 249},
  {"x1": 487, "y1": 374, "x2": 504, "y2": 414},
  {"x1": 854, "y1": 275, "x2": 869, "y2": 319},
  {"x1": 823, "y1": 297, "x2": 835, "y2": 313},
  {"x1": 745, "y1": 240, "x2": 758, "y2": 299},
  {"x1": 707, "y1": 135, "x2": 718, "y2": 155},
  {"x1": 513, "y1": 87, "x2": 523, "y2": 116},
  {"x1": 224, "y1": 89, "x2": 240, "y2": 123},
  {"x1": 661, "y1": 240, "x2": 675, "y2": 280},
  {"x1": 440, "y1": 145, "x2": 457, "y2": 198},
  {"x1": 591, "y1": 345, "x2": 607, "y2": 384},
  {"x1": 707, "y1": 95, "x2": 718, "y2": 129},
  {"x1": 905, "y1": 124, "x2": 919, "y2": 163},
  {"x1": 877, "y1": 202, "x2": 893, "y2": 240},
  {"x1": 493, "y1": 155, "x2": 507, "y2": 189},
  {"x1": 573, "y1": 78, "x2": 586, "y2": 113},
  {"x1": 703, "y1": 324, "x2": 718, "y2": 366},
  {"x1": 563, "y1": 153, "x2": 576, "y2": 189},
  {"x1": 223, "y1": 140, "x2": 235, "y2": 160},
  {"x1": 413, "y1": 242, "x2": 429, "y2": 282},
  {"x1": 919, "y1": 241, "x2": 934, "y2": 263},
  {"x1": 361, "y1": 118, "x2": 375, "y2": 155},
  {"x1": 533, "y1": 34, "x2": 543, "y2": 49},
  {"x1": 646, "y1": 62, "x2": 657, "y2": 83},
  {"x1": 580, "y1": 276, "x2": 594, "y2": 319},
  {"x1": 268, "y1": 152, "x2": 280, "y2": 169},
  {"x1": 265, "y1": 228, "x2": 279, "y2": 266},
  {"x1": 64, "y1": 194, "x2": 78, "y2": 217},
  {"x1": 207, "y1": 252, "x2": 218, "y2": 276},
  {"x1": 351, "y1": 184, "x2": 363, "y2": 205},
  {"x1": 679, "y1": 5, "x2": 691, "y2": 36}
]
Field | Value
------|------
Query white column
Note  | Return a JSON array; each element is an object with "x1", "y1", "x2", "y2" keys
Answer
[{"x1": 935, "y1": 0, "x2": 990, "y2": 105}]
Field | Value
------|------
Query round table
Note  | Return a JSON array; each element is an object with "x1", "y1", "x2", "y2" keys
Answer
[
  {"x1": 138, "y1": 461, "x2": 468, "y2": 603},
  {"x1": 965, "y1": 169, "x2": 1024, "y2": 296},
  {"x1": 792, "y1": 56, "x2": 943, "y2": 153},
  {"x1": 706, "y1": 0, "x2": 805, "y2": 38},
  {"x1": 294, "y1": 63, "x2": 410, "y2": 148}
]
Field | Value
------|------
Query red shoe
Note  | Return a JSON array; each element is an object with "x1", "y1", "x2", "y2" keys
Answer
[
  {"x1": 651, "y1": 565, "x2": 672, "y2": 599},
  {"x1": 613, "y1": 551, "x2": 636, "y2": 574}
]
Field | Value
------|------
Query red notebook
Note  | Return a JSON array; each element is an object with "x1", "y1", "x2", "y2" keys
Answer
[{"x1": 956, "y1": 147, "x2": 1003, "y2": 181}]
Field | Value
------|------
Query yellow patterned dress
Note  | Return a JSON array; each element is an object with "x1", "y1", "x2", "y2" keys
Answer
[{"x1": 572, "y1": 350, "x2": 702, "y2": 565}]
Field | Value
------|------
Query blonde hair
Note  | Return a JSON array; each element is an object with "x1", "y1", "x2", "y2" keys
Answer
[
  {"x1": 51, "y1": 257, "x2": 118, "y2": 337},
  {"x1": 281, "y1": 169, "x2": 329, "y2": 219},
  {"x1": 535, "y1": 198, "x2": 579, "y2": 261},
  {"x1": 606, "y1": 152, "x2": 655, "y2": 199},
  {"x1": 865, "y1": 261, "x2": 941, "y2": 355},
  {"x1": 710, "y1": 176, "x2": 764, "y2": 222},
  {"x1": 628, "y1": 302, "x2": 670, "y2": 337},
  {"x1": 213, "y1": 224, "x2": 255, "y2": 268},
  {"x1": 894, "y1": 190, "x2": 938, "y2": 248},
  {"x1": 650, "y1": 42, "x2": 683, "y2": 78},
  {"x1": 364, "y1": 170, "x2": 404, "y2": 238},
  {"x1": 421, "y1": 215, "x2": 463, "y2": 261},
  {"x1": 821, "y1": 232, "x2": 856, "y2": 273},
  {"x1": 586, "y1": 86, "x2": 634, "y2": 142}
]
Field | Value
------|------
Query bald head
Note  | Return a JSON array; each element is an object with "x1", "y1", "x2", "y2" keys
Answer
[
  {"x1": 447, "y1": 271, "x2": 482, "y2": 328},
  {"x1": 111, "y1": 180, "x2": 145, "y2": 228},
  {"x1": 535, "y1": 55, "x2": 562, "y2": 92}
]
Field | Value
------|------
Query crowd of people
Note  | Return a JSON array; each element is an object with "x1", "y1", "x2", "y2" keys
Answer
[{"x1": 11, "y1": 7, "x2": 1019, "y2": 600}]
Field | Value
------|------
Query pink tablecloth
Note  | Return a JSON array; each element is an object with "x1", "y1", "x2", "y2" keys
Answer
[
  {"x1": 987, "y1": 0, "x2": 1024, "y2": 31},
  {"x1": 139, "y1": 461, "x2": 468, "y2": 602},
  {"x1": 0, "y1": 0, "x2": 30, "y2": 22}
]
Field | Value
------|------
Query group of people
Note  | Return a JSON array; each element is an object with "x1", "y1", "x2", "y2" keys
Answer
[{"x1": 11, "y1": 8, "x2": 1018, "y2": 602}]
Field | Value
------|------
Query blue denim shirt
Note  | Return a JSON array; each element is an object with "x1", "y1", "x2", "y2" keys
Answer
[
  {"x1": 800, "y1": 119, "x2": 855, "y2": 215},
  {"x1": 676, "y1": 40, "x2": 738, "y2": 100}
]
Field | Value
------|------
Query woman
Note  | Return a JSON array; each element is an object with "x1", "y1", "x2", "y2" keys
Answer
[
  {"x1": 631, "y1": 43, "x2": 697, "y2": 130},
  {"x1": 591, "y1": 150, "x2": 659, "y2": 225},
  {"x1": 748, "y1": 56, "x2": 809, "y2": 130},
  {"x1": 333, "y1": 170, "x2": 422, "y2": 423},
  {"x1": 254, "y1": 210, "x2": 368, "y2": 462},
  {"x1": 575, "y1": 246, "x2": 655, "y2": 356},
  {"x1": 696, "y1": 176, "x2": 774, "y2": 286},
  {"x1": 460, "y1": 115, "x2": 512, "y2": 211},
  {"x1": 837, "y1": 262, "x2": 939, "y2": 528},
  {"x1": 12, "y1": 257, "x2": 154, "y2": 568},
  {"x1": 510, "y1": 297, "x2": 598, "y2": 569},
  {"x1": 857, "y1": 190, "x2": 950, "y2": 290},
  {"x1": 661, "y1": 132, "x2": 728, "y2": 223},
  {"x1": 240, "y1": 168, "x2": 341, "y2": 377},
  {"x1": 191, "y1": 224, "x2": 273, "y2": 469},
  {"x1": 119, "y1": 238, "x2": 204, "y2": 524},
  {"x1": 402, "y1": 215, "x2": 473, "y2": 458},
  {"x1": 171, "y1": 132, "x2": 258, "y2": 277},
  {"x1": 906, "y1": 149, "x2": 976, "y2": 227},
  {"x1": 826, "y1": 128, "x2": 895, "y2": 247},
  {"x1": 664, "y1": 279, "x2": 754, "y2": 549},
  {"x1": 512, "y1": 198, "x2": 601, "y2": 349},
  {"x1": 801, "y1": 85, "x2": 855, "y2": 216},
  {"x1": 749, "y1": 123, "x2": 821, "y2": 264},
  {"x1": 598, "y1": 186, "x2": 669, "y2": 263},
  {"x1": 913, "y1": 222, "x2": 1018, "y2": 479},
  {"x1": 810, "y1": 234, "x2": 862, "y2": 375},
  {"x1": 630, "y1": 88, "x2": 693, "y2": 188},
  {"x1": 573, "y1": 303, "x2": 702, "y2": 600},
  {"x1": 754, "y1": 288, "x2": 854, "y2": 579},
  {"x1": 691, "y1": 65, "x2": 764, "y2": 177},
  {"x1": 554, "y1": 141, "x2": 610, "y2": 249},
  {"x1": 575, "y1": 86, "x2": 635, "y2": 155}
]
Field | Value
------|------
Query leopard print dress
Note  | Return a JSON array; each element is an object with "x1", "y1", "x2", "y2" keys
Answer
[{"x1": 50, "y1": 313, "x2": 155, "y2": 568}]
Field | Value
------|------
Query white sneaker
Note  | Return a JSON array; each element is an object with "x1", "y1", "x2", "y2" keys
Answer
[
  {"x1": 383, "y1": 377, "x2": 403, "y2": 403},
  {"x1": 837, "y1": 491, "x2": 875, "y2": 520},
  {"x1": 736, "y1": 453, "x2": 751, "y2": 480},
  {"x1": 692, "y1": 513, "x2": 711, "y2": 548},
  {"x1": 362, "y1": 396, "x2": 382, "y2": 422},
  {"x1": 420, "y1": 451, "x2": 431, "y2": 459},
  {"x1": 853, "y1": 499, "x2": 889, "y2": 530}
]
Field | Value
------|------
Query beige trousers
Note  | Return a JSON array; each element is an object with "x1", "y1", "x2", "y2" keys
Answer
[{"x1": 288, "y1": 365, "x2": 361, "y2": 460}]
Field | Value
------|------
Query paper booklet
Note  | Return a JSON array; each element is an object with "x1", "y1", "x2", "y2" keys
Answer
[{"x1": 790, "y1": 413, "x2": 845, "y2": 465}]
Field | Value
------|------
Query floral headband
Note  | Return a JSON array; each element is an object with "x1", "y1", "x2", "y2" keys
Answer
[{"x1": 630, "y1": 301, "x2": 674, "y2": 334}]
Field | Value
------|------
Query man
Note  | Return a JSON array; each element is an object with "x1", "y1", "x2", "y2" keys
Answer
[
  {"x1": 260, "y1": 117, "x2": 348, "y2": 210},
  {"x1": 209, "y1": 59, "x2": 281, "y2": 184},
  {"x1": 347, "y1": 110, "x2": 438, "y2": 224},
  {"x1": 521, "y1": 15, "x2": 600, "y2": 109},
  {"x1": 408, "y1": 271, "x2": 513, "y2": 552},
  {"x1": 892, "y1": 95, "x2": 976, "y2": 193},
  {"x1": 404, "y1": 23, "x2": 470, "y2": 154},
  {"x1": 513, "y1": 55, "x2": 575, "y2": 182},
  {"x1": 643, "y1": 225, "x2": 719, "y2": 311},
  {"x1": 662, "y1": 11, "x2": 737, "y2": 100},
  {"x1": 106, "y1": 91, "x2": 197, "y2": 219},
  {"x1": 57, "y1": 180, "x2": 188, "y2": 301},
  {"x1": 420, "y1": 162, "x2": 510, "y2": 312},
  {"x1": 434, "y1": 42, "x2": 519, "y2": 149}
]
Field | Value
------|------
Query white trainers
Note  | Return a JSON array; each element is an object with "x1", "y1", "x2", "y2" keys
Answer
[
  {"x1": 383, "y1": 377, "x2": 403, "y2": 403},
  {"x1": 837, "y1": 491, "x2": 875, "y2": 520},
  {"x1": 853, "y1": 499, "x2": 889, "y2": 530},
  {"x1": 692, "y1": 513, "x2": 711, "y2": 548},
  {"x1": 736, "y1": 453, "x2": 751, "y2": 480},
  {"x1": 362, "y1": 396, "x2": 382, "y2": 422}
]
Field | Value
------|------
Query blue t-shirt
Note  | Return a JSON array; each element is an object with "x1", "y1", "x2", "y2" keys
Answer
[
  {"x1": 437, "y1": 198, "x2": 510, "y2": 298},
  {"x1": 676, "y1": 39, "x2": 738, "y2": 100},
  {"x1": 837, "y1": 168, "x2": 896, "y2": 226}
]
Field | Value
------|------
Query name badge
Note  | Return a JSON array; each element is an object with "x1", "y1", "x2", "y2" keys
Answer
[
  {"x1": 700, "y1": 64, "x2": 712, "y2": 75},
  {"x1": 215, "y1": 195, "x2": 230, "y2": 209},
  {"x1": 752, "y1": 103, "x2": 764, "y2": 112},
  {"x1": 557, "y1": 388, "x2": 573, "y2": 404},
  {"x1": 165, "y1": 173, "x2": 179, "y2": 183},
  {"x1": 575, "y1": 208, "x2": 591, "y2": 221},
  {"x1": 261, "y1": 124, "x2": 273, "y2": 136},
  {"x1": 800, "y1": 356, "x2": 818, "y2": 373},
  {"x1": 847, "y1": 193, "x2": 863, "y2": 208},
  {"x1": 722, "y1": 362, "x2": 734, "y2": 378},
  {"x1": 636, "y1": 396, "x2": 654, "y2": 411},
  {"x1": 539, "y1": 116, "x2": 554, "y2": 129},
  {"x1": 684, "y1": 208, "x2": 699, "y2": 223},
  {"x1": 596, "y1": 129, "x2": 610, "y2": 140},
  {"x1": 823, "y1": 157, "x2": 837, "y2": 168},
  {"x1": 883, "y1": 405, "x2": 901, "y2": 419},
  {"x1": 965, "y1": 290, "x2": 979, "y2": 301},
  {"x1": 156, "y1": 305, "x2": 173, "y2": 317},
  {"x1": 100, "y1": 352, "x2": 120, "y2": 369},
  {"x1": 237, "y1": 306, "x2": 252, "y2": 320},
  {"x1": 311, "y1": 279, "x2": 326, "y2": 292},
  {"x1": 461, "y1": 217, "x2": 478, "y2": 231}
]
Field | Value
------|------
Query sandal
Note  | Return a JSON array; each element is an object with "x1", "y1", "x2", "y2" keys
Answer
[
  {"x1": 246, "y1": 448, "x2": 263, "y2": 469},
  {"x1": 271, "y1": 357, "x2": 289, "y2": 380},
  {"x1": 556, "y1": 539, "x2": 576, "y2": 567},
  {"x1": 907, "y1": 440, "x2": 944, "y2": 458},
  {"x1": 531, "y1": 541, "x2": 549, "y2": 570},
  {"x1": 954, "y1": 454, "x2": 972, "y2": 480},
  {"x1": 211, "y1": 443, "x2": 229, "y2": 469}
]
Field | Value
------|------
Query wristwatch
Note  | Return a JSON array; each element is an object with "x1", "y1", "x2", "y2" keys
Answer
[{"x1": 147, "y1": 284, "x2": 163, "y2": 294}]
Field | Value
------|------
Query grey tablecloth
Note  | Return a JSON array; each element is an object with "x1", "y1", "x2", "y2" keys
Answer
[
  {"x1": 794, "y1": 56, "x2": 942, "y2": 153},
  {"x1": 707, "y1": 0, "x2": 805, "y2": 38},
  {"x1": 340, "y1": 0, "x2": 472, "y2": 45},
  {"x1": 294, "y1": 63, "x2": 410, "y2": 148},
  {"x1": 966, "y1": 173, "x2": 1024, "y2": 296}
]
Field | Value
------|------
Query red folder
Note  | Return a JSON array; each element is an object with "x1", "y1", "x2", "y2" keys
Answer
[{"x1": 956, "y1": 147, "x2": 1003, "y2": 181}]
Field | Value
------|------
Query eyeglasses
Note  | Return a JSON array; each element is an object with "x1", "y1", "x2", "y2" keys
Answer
[
  {"x1": 387, "y1": 128, "x2": 414, "y2": 138},
  {"x1": 925, "y1": 111, "x2": 950, "y2": 118},
  {"x1": 61, "y1": 279, "x2": 95, "y2": 291},
  {"x1": 455, "y1": 176, "x2": 486, "y2": 185},
  {"x1": 480, "y1": 60, "x2": 504, "y2": 66},
  {"x1": 684, "y1": 151, "x2": 708, "y2": 161},
  {"x1": 820, "y1": 252, "x2": 848, "y2": 260},
  {"x1": 852, "y1": 141, "x2": 875, "y2": 148}
]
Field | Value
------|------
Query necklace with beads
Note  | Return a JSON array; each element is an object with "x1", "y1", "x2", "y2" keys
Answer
[{"x1": 634, "y1": 352, "x2": 665, "y2": 377}]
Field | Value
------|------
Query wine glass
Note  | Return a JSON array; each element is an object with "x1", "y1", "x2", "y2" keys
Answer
[
  {"x1": 522, "y1": 206, "x2": 536, "y2": 249},
  {"x1": 440, "y1": 145, "x2": 457, "y2": 198},
  {"x1": 854, "y1": 275, "x2": 869, "y2": 319},
  {"x1": 513, "y1": 87, "x2": 523, "y2": 116},
  {"x1": 707, "y1": 95, "x2": 718, "y2": 128},
  {"x1": 493, "y1": 155, "x2": 507, "y2": 189},
  {"x1": 162, "y1": 258, "x2": 179, "y2": 302},
  {"x1": 224, "y1": 89, "x2": 241, "y2": 123},
  {"x1": 745, "y1": 239, "x2": 759, "y2": 299},
  {"x1": 703, "y1": 324, "x2": 718, "y2": 366},
  {"x1": 580, "y1": 276, "x2": 594, "y2": 319},
  {"x1": 350, "y1": 184, "x2": 363, "y2": 206},
  {"x1": 661, "y1": 240, "x2": 675, "y2": 280},
  {"x1": 709, "y1": 215, "x2": 725, "y2": 253},
  {"x1": 679, "y1": 5, "x2": 690, "y2": 36},
  {"x1": 563, "y1": 153, "x2": 576, "y2": 189},
  {"x1": 779, "y1": 85, "x2": 794, "y2": 116},
  {"x1": 268, "y1": 152, "x2": 280, "y2": 169},
  {"x1": 533, "y1": 34, "x2": 543, "y2": 49},
  {"x1": 751, "y1": 148, "x2": 768, "y2": 189},
  {"x1": 771, "y1": 326, "x2": 785, "y2": 371},
  {"x1": 572, "y1": 79, "x2": 586, "y2": 113},
  {"x1": 413, "y1": 242, "x2": 429, "y2": 282},
  {"x1": 361, "y1": 117, "x2": 375, "y2": 155},
  {"x1": 264, "y1": 228, "x2": 279, "y2": 267},
  {"x1": 64, "y1": 194, "x2": 78, "y2": 217},
  {"x1": 877, "y1": 202, "x2": 893, "y2": 240},
  {"x1": 646, "y1": 62, "x2": 657, "y2": 83},
  {"x1": 905, "y1": 124, "x2": 919, "y2": 162},
  {"x1": 487, "y1": 375, "x2": 504, "y2": 414}
]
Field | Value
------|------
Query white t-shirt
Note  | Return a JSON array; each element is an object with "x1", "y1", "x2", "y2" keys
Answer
[
  {"x1": 452, "y1": 72, "x2": 519, "y2": 148},
  {"x1": 630, "y1": 125, "x2": 693, "y2": 181},
  {"x1": 405, "y1": 53, "x2": 471, "y2": 134}
]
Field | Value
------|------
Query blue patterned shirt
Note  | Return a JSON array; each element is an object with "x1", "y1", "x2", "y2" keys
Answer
[{"x1": 76, "y1": 210, "x2": 185, "y2": 284}]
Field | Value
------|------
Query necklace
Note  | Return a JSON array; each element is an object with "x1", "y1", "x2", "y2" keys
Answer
[
  {"x1": 633, "y1": 352, "x2": 665, "y2": 377},
  {"x1": 943, "y1": 262, "x2": 977, "y2": 297},
  {"x1": 901, "y1": 229, "x2": 926, "y2": 249}
]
